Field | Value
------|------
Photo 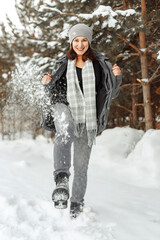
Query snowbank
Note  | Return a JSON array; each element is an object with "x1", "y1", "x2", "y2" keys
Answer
[{"x1": 0, "y1": 127, "x2": 160, "y2": 240}]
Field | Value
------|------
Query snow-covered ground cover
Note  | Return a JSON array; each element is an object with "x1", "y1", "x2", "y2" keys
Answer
[{"x1": 0, "y1": 127, "x2": 160, "y2": 240}]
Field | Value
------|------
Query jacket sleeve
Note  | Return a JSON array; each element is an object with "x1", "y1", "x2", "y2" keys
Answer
[
  {"x1": 105, "y1": 60, "x2": 122, "y2": 99},
  {"x1": 112, "y1": 75, "x2": 122, "y2": 99},
  {"x1": 44, "y1": 61, "x2": 61, "y2": 91}
]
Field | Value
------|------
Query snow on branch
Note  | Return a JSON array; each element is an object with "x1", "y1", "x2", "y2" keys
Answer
[
  {"x1": 116, "y1": 53, "x2": 139, "y2": 59},
  {"x1": 115, "y1": 9, "x2": 136, "y2": 17}
]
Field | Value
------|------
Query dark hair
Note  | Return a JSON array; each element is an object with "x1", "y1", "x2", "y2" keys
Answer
[{"x1": 66, "y1": 45, "x2": 97, "y2": 62}]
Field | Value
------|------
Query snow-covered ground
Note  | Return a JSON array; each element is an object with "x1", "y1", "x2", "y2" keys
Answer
[{"x1": 0, "y1": 127, "x2": 160, "y2": 240}]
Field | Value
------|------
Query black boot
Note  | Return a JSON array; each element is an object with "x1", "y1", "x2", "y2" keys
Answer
[
  {"x1": 70, "y1": 202, "x2": 84, "y2": 218},
  {"x1": 52, "y1": 172, "x2": 69, "y2": 209}
]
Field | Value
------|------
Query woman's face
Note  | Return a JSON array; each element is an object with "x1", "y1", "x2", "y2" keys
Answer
[{"x1": 72, "y1": 36, "x2": 89, "y2": 56}]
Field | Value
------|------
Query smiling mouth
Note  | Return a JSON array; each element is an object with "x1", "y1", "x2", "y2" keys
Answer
[{"x1": 76, "y1": 48, "x2": 85, "y2": 51}]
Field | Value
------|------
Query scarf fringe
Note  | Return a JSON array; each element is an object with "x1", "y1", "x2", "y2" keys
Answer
[
  {"x1": 74, "y1": 123, "x2": 96, "y2": 147},
  {"x1": 74, "y1": 123, "x2": 85, "y2": 138},
  {"x1": 87, "y1": 129, "x2": 97, "y2": 147}
]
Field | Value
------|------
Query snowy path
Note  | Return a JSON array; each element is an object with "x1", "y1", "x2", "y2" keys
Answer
[{"x1": 0, "y1": 127, "x2": 160, "y2": 240}]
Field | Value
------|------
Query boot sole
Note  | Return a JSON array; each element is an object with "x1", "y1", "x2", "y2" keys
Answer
[
  {"x1": 52, "y1": 188, "x2": 69, "y2": 209},
  {"x1": 55, "y1": 200, "x2": 68, "y2": 209}
]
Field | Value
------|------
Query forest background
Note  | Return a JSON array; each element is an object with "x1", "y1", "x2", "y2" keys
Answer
[{"x1": 0, "y1": 0, "x2": 160, "y2": 140}]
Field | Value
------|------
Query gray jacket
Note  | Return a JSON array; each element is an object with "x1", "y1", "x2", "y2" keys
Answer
[{"x1": 41, "y1": 50, "x2": 122, "y2": 134}]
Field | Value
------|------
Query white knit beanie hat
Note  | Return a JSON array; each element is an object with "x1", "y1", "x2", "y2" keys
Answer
[{"x1": 68, "y1": 23, "x2": 93, "y2": 45}]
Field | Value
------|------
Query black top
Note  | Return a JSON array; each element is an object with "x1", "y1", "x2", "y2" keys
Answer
[
  {"x1": 76, "y1": 67, "x2": 83, "y2": 93},
  {"x1": 50, "y1": 60, "x2": 103, "y2": 105},
  {"x1": 76, "y1": 60, "x2": 102, "y2": 94}
]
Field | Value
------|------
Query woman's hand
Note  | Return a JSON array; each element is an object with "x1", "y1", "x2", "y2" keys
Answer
[
  {"x1": 112, "y1": 64, "x2": 121, "y2": 77},
  {"x1": 42, "y1": 74, "x2": 52, "y2": 85}
]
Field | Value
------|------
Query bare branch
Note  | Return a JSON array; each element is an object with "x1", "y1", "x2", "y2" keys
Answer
[
  {"x1": 118, "y1": 36, "x2": 141, "y2": 54},
  {"x1": 120, "y1": 83, "x2": 141, "y2": 89},
  {"x1": 135, "y1": 103, "x2": 144, "y2": 106},
  {"x1": 145, "y1": 18, "x2": 160, "y2": 26},
  {"x1": 116, "y1": 53, "x2": 139, "y2": 59},
  {"x1": 116, "y1": 104, "x2": 132, "y2": 113},
  {"x1": 144, "y1": 40, "x2": 160, "y2": 54},
  {"x1": 148, "y1": 65, "x2": 160, "y2": 83},
  {"x1": 136, "y1": 78, "x2": 143, "y2": 84},
  {"x1": 150, "y1": 74, "x2": 160, "y2": 82}
]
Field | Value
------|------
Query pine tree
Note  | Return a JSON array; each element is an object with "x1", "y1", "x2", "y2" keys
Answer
[
  {"x1": 1, "y1": 0, "x2": 159, "y2": 137},
  {"x1": 0, "y1": 23, "x2": 16, "y2": 139},
  {"x1": 116, "y1": 0, "x2": 160, "y2": 129}
]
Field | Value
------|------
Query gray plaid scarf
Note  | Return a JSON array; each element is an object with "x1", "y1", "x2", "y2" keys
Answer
[{"x1": 66, "y1": 59, "x2": 97, "y2": 147}]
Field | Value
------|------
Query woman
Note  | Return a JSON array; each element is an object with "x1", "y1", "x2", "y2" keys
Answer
[{"x1": 41, "y1": 23, "x2": 122, "y2": 218}]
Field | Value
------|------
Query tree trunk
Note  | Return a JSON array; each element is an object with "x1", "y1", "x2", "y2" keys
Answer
[
  {"x1": 132, "y1": 77, "x2": 138, "y2": 127},
  {"x1": 139, "y1": 0, "x2": 153, "y2": 130},
  {"x1": 123, "y1": 0, "x2": 127, "y2": 9}
]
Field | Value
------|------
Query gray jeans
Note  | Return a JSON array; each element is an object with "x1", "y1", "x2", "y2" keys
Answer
[{"x1": 53, "y1": 103, "x2": 92, "y2": 204}]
